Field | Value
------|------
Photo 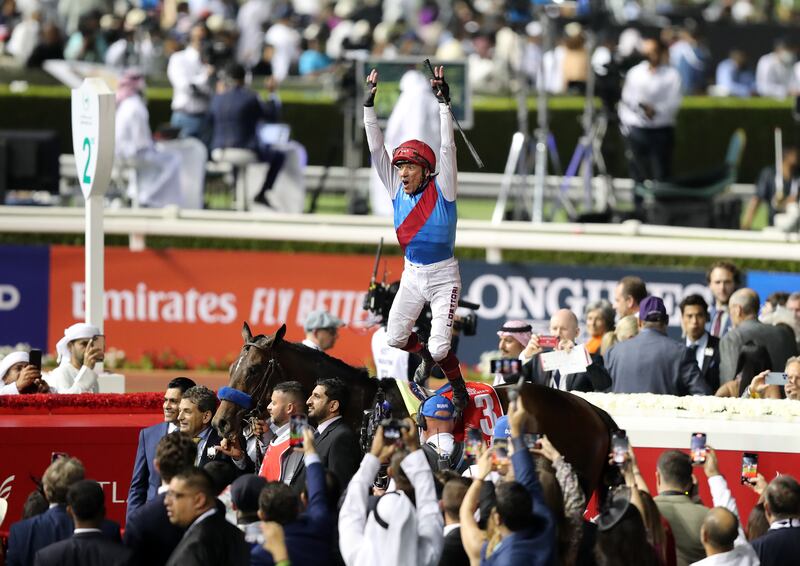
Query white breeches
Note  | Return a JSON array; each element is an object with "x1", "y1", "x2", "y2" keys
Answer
[{"x1": 386, "y1": 257, "x2": 461, "y2": 361}]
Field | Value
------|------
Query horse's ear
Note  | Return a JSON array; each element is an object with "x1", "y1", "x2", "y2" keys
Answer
[
  {"x1": 275, "y1": 324, "x2": 287, "y2": 342},
  {"x1": 242, "y1": 321, "x2": 253, "y2": 343}
]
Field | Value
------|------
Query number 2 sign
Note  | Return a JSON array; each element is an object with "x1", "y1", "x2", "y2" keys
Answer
[{"x1": 71, "y1": 78, "x2": 115, "y2": 199}]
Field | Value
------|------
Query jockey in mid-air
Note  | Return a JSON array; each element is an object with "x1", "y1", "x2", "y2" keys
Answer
[{"x1": 363, "y1": 65, "x2": 468, "y2": 415}]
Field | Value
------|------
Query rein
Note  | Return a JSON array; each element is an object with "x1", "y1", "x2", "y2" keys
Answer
[{"x1": 226, "y1": 340, "x2": 285, "y2": 430}]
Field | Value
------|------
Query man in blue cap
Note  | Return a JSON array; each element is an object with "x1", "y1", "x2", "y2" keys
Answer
[
  {"x1": 418, "y1": 395, "x2": 466, "y2": 473},
  {"x1": 607, "y1": 296, "x2": 710, "y2": 396}
]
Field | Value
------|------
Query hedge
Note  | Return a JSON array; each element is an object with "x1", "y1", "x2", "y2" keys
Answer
[{"x1": 1, "y1": 85, "x2": 797, "y2": 183}]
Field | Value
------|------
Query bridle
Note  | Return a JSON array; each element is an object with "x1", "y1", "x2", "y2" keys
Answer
[{"x1": 220, "y1": 339, "x2": 285, "y2": 434}]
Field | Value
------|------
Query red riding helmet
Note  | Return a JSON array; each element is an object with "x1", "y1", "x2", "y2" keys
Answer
[{"x1": 391, "y1": 140, "x2": 436, "y2": 173}]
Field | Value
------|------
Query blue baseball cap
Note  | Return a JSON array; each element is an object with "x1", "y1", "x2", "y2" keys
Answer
[
  {"x1": 493, "y1": 416, "x2": 511, "y2": 440},
  {"x1": 420, "y1": 395, "x2": 455, "y2": 420}
]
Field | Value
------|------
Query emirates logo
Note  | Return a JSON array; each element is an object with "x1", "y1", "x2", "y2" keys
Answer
[{"x1": 0, "y1": 475, "x2": 14, "y2": 500}]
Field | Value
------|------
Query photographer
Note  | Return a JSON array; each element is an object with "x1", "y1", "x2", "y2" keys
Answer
[
  {"x1": 0, "y1": 351, "x2": 48, "y2": 395},
  {"x1": 619, "y1": 37, "x2": 682, "y2": 204},
  {"x1": 339, "y1": 419, "x2": 443, "y2": 566}
]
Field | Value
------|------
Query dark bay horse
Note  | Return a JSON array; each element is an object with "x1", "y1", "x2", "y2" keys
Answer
[
  {"x1": 213, "y1": 323, "x2": 616, "y2": 500},
  {"x1": 212, "y1": 322, "x2": 409, "y2": 441}
]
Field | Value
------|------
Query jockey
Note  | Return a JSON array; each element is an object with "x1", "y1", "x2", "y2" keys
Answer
[{"x1": 363, "y1": 65, "x2": 468, "y2": 415}]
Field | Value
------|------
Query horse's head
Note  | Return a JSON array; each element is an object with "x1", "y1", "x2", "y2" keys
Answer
[{"x1": 212, "y1": 321, "x2": 286, "y2": 441}]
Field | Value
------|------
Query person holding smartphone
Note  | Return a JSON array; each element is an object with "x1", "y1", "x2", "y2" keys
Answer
[
  {"x1": 0, "y1": 350, "x2": 48, "y2": 395},
  {"x1": 45, "y1": 323, "x2": 105, "y2": 394}
]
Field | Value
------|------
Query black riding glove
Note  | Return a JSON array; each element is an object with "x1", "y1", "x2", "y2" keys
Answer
[
  {"x1": 364, "y1": 81, "x2": 377, "y2": 107},
  {"x1": 432, "y1": 77, "x2": 450, "y2": 104}
]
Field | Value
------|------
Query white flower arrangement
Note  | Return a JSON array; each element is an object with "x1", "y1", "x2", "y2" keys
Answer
[{"x1": 571, "y1": 392, "x2": 800, "y2": 423}]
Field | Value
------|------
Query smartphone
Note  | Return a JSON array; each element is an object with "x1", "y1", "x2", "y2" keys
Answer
[
  {"x1": 765, "y1": 372, "x2": 788, "y2": 386},
  {"x1": 524, "y1": 433, "x2": 542, "y2": 451},
  {"x1": 28, "y1": 349, "x2": 42, "y2": 369},
  {"x1": 465, "y1": 428, "x2": 483, "y2": 462},
  {"x1": 289, "y1": 414, "x2": 307, "y2": 448},
  {"x1": 490, "y1": 359, "x2": 522, "y2": 375},
  {"x1": 538, "y1": 335, "x2": 559, "y2": 349},
  {"x1": 691, "y1": 432, "x2": 707, "y2": 465},
  {"x1": 51, "y1": 451, "x2": 69, "y2": 463},
  {"x1": 90, "y1": 334, "x2": 105, "y2": 361},
  {"x1": 492, "y1": 438, "x2": 510, "y2": 468},
  {"x1": 612, "y1": 430, "x2": 628, "y2": 466},
  {"x1": 381, "y1": 418, "x2": 405, "y2": 446},
  {"x1": 741, "y1": 452, "x2": 758, "y2": 485}
]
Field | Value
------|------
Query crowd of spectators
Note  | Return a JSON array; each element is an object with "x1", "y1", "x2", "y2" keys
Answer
[
  {"x1": 1, "y1": 0, "x2": 799, "y2": 100},
  {"x1": 2, "y1": 378, "x2": 799, "y2": 566}
]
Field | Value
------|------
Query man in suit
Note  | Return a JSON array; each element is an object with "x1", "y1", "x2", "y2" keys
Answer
[
  {"x1": 680, "y1": 294, "x2": 721, "y2": 393},
  {"x1": 306, "y1": 377, "x2": 361, "y2": 488},
  {"x1": 518, "y1": 309, "x2": 612, "y2": 392},
  {"x1": 437, "y1": 478, "x2": 470, "y2": 566},
  {"x1": 124, "y1": 432, "x2": 196, "y2": 566},
  {"x1": 34, "y1": 480, "x2": 131, "y2": 566},
  {"x1": 751, "y1": 475, "x2": 800, "y2": 565},
  {"x1": 720, "y1": 288, "x2": 798, "y2": 384},
  {"x1": 258, "y1": 380, "x2": 308, "y2": 493},
  {"x1": 6, "y1": 457, "x2": 121, "y2": 566},
  {"x1": 127, "y1": 376, "x2": 196, "y2": 521},
  {"x1": 614, "y1": 275, "x2": 648, "y2": 319},
  {"x1": 251, "y1": 428, "x2": 335, "y2": 566},
  {"x1": 706, "y1": 261, "x2": 741, "y2": 339},
  {"x1": 164, "y1": 467, "x2": 250, "y2": 566},
  {"x1": 608, "y1": 296, "x2": 711, "y2": 395},
  {"x1": 654, "y1": 450, "x2": 709, "y2": 566},
  {"x1": 210, "y1": 62, "x2": 285, "y2": 206},
  {"x1": 177, "y1": 385, "x2": 253, "y2": 473}
]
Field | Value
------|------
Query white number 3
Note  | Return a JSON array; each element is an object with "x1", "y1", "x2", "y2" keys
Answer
[{"x1": 474, "y1": 394, "x2": 497, "y2": 436}]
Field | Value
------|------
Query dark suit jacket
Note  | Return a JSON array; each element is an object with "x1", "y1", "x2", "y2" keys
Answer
[
  {"x1": 751, "y1": 526, "x2": 800, "y2": 566},
  {"x1": 313, "y1": 418, "x2": 361, "y2": 488},
  {"x1": 7, "y1": 505, "x2": 121, "y2": 566},
  {"x1": 250, "y1": 460, "x2": 334, "y2": 566},
  {"x1": 33, "y1": 531, "x2": 132, "y2": 566},
  {"x1": 518, "y1": 352, "x2": 612, "y2": 392},
  {"x1": 210, "y1": 86, "x2": 266, "y2": 151},
  {"x1": 123, "y1": 492, "x2": 185, "y2": 566},
  {"x1": 198, "y1": 427, "x2": 255, "y2": 474},
  {"x1": 438, "y1": 527, "x2": 469, "y2": 566},
  {"x1": 688, "y1": 333, "x2": 721, "y2": 392},
  {"x1": 719, "y1": 319, "x2": 799, "y2": 384},
  {"x1": 165, "y1": 509, "x2": 249, "y2": 566},
  {"x1": 607, "y1": 328, "x2": 711, "y2": 396},
  {"x1": 127, "y1": 421, "x2": 169, "y2": 521}
]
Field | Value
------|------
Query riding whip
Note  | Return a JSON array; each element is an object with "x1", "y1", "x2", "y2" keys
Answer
[{"x1": 423, "y1": 58, "x2": 485, "y2": 169}]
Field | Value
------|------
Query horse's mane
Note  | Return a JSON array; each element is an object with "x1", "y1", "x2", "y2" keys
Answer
[{"x1": 254, "y1": 334, "x2": 374, "y2": 385}]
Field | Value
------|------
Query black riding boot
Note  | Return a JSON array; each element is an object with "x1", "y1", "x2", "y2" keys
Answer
[
  {"x1": 450, "y1": 376, "x2": 469, "y2": 419},
  {"x1": 413, "y1": 346, "x2": 435, "y2": 386}
]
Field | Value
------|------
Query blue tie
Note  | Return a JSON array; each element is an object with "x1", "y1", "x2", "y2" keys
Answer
[{"x1": 552, "y1": 370, "x2": 561, "y2": 388}]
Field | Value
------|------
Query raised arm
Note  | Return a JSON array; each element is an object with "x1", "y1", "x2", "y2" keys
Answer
[
  {"x1": 363, "y1": 69, "x2": 399, "y2": 198},
  {"x1": 431, "y1": 66, "x2": 457, "y2": 202}
]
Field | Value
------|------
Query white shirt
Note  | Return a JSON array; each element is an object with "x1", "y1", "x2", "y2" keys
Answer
[
  {"x1": 691, "y1": 544, "x2": 760, "y2": 566},
  {"x1": 316, "y1": 415, "x2": 341, "y2": 436},
  {"x1": 443, "y1": 523, "x2": 460, "y2": 537},
  {"x1": 424, "y1": 432, "x2": 455, "y2": 458},
  {"x1": 755, "y1": 52, "x2": 795, "y2": 99},
  {"x1": 73, "y1": 528, "x2": 103, "y2": 535},
  {"x1": 116, "y1": 95, "x2": 153, "y2": 160},
  {"x1": 167, "y1": 47, "x2": 211, "y2": 113},
  {"x1": 263, "y1": 23, "x2": 301, "y2": 82},
  {"x1": 619, "y1": 61, "x2": 683, "y2": 129},
  {"x1": 0, "y1": 382, "x2": 20, "y2": 395},
  {"x1": 235, "y1": 0, "x2": 274, "y2": 66},
  {"x1": 686, "y1": 332, "x2": 710, "y2": 371},
  {"x1": 44, "y1": 364, "x2": 99, "y2": 394},
  {"x1": 372, "y1": 326, "x2": 410, "y2": 380},
  {"x1": 301, "y1": 338, "x2": 322, "y2": 351}
]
